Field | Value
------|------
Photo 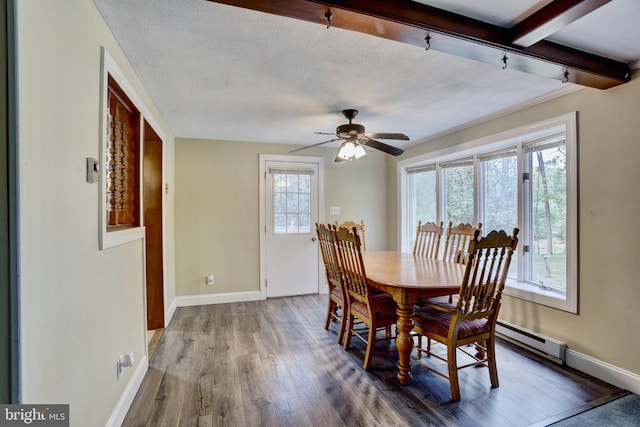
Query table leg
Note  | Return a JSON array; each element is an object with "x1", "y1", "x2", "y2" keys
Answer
[{"x1": 395, "y1": 303, "x2": 414, "y2": 385}]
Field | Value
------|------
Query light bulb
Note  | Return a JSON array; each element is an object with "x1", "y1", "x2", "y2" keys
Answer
[{"x1": 354, "y1": 144, "x2": 366, "y2": 159}]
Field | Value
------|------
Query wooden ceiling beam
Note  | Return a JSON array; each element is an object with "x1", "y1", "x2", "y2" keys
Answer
[
  {"x1": 208, "y1": 0, "x2": 631, "y2": 89},
  {"x1": 511, "y1": 0, "x2": 613, "y2": 47}
]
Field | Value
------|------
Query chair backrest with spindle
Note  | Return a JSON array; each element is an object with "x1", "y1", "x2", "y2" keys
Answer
[
  {"x1": 443, "y1": 222, "x2": 482, "y2": 264},
  {"x1": 413, "y1": 220, "x2": 444, "y2": 258},
  {"x1": 336, "y1": 220, "x2": 366, "y2": 251},
  {"x1": 456, "y1": 228, "x2": 519, "y2": 318},
  {"x1": 333, "y1": 226, "x2": 369, "y2": 305},
  {"x1": 316, "y1": 223, "x2": 341, "y2": 289}
]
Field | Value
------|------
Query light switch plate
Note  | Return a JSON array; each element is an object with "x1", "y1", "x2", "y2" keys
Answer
[
  {"x1": 86, "y1": 157, "x2": 99, "y2": 183},
  {"x1": 330, "y1": 206, "x2": 340, "y2": 215}
]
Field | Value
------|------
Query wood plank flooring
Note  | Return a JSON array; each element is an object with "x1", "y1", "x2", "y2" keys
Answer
[{"x1": 123, "y1": 295, "x2": 627, "y2": 427}]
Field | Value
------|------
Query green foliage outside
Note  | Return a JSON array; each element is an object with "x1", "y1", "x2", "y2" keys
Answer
[
  {"x1": 444, "y1": 165, "x2": 474, "y2": 226},
  {"x1": 531, "y1": 146, "x2": 566, "y2": 289}
]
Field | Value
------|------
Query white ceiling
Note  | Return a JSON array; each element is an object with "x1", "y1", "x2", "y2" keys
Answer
[{"x1": 94, "y1": 0, "x2": 640, "y2": 151}]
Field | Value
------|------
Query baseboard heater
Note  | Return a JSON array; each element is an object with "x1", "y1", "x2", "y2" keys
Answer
[{"x1": 496, "y1": 320, "x2": 566, "y2": 365}]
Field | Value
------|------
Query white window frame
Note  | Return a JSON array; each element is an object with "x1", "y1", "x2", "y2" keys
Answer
[{"x1": 398, "y1": 112, "x2": 578, "y2": 313}]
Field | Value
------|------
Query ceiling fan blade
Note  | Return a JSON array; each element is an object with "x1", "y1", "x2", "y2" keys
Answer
[
  {"x1": 362, "y1": 138, "x2": 405, "y2": 156},
  {"x1": 364, "y1": 132, "x2": 410, "y2": 141},
  {"x1": 289, "y1": 138, "x2": 342, "y2": 153},
  {"x1": 314, "y1": 132, "x2": 336, "y2": 135}
]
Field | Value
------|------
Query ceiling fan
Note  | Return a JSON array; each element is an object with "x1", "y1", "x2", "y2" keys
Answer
[{"x1": 290, "y1": 109, "x2": 409, "y2": 162}]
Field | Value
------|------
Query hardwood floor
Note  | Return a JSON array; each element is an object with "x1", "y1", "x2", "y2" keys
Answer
[{"x1": 123, "y1": 295, "x2": 626, "y2": 427}]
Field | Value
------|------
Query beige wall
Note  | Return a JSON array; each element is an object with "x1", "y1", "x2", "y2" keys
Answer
[
  {"x1": 17, "y1": 0, "x2": 175, "y2": 424},
  {"x1": 388, "y1": 74, "x2": 640, "y2": 376},
  {"x1": 175, "y1": 139, "x2": 388, "y2": 296}
]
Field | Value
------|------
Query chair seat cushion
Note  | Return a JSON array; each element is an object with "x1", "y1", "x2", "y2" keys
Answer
[
  {"x1": 330, "y1": 285, "x2": 343, "y2": 301},
  {"x1": 416, "y1": 295, "x2": 457, "y2": 308},
  {"x1": 351, "y1": 294, "x2": 396, "y2": 321},
  {"x1": 413, "y1": 306, "x2": 489, "y2": 339}
]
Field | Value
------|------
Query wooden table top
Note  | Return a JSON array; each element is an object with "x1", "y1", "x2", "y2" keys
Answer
[
  {"x1": 361, "y1": 251, "x2": 466, "y2": 384},
  {"x1": 362, "y1": 251, "x2": 465, "y2": 291}
]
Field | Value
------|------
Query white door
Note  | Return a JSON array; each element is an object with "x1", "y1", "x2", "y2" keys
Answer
[{"x1": 264, "y1": 159, "x2": 321, "y2": 297}]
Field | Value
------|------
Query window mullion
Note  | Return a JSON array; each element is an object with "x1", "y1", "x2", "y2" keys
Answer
[
  {"x1": 519, "y1": 143, "x2": 532, "y2": 283},
  {"x1": 473, "y1": 155, "x2": 481, "y2": 231}
]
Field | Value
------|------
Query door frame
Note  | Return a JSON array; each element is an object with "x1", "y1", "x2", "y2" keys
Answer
[
  {"x1": 259, "y1": 154, "x2": 324, "y2": 299},
  {"x1": 142, "y1": 120, "x2": 165, "y2": 331}
]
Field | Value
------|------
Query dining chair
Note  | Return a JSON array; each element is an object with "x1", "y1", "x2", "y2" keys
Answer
[
  {"x1": 411, "y1": 228, "x2": 519, "y2": 401},
  {"x1": 333, "y1": 225, "x2": 397, "y2": 370},
  {"x1": 442, "y1": 222, "x2": 482, "y2": 264},
  {"x1": 413, "y1": 220, "x2": 444, "y2": 258},
  {"x1": 316, "y1": 223, "x2": 347, "y2": 344},
  {"x1": 436, "y1": 222, "x2": 483, "y2": 305},
  {"x1": 335, "y1": 220, "x2": 367, "y2": 251}
]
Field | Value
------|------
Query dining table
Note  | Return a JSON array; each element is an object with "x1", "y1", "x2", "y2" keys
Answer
[{"x1": 362, "y1": 251, "x2": 466, "y2": 385}]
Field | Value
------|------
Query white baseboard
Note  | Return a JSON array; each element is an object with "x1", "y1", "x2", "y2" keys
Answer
[
  {"x1": 175, "y1": 290, "x2": 263, "y2": 307},
  {"x1": 106, "y1": 354, "x2": 149, "y2": 427},
  {"x1": 566, "y1": 349, "x2": 640, "y2": 395},
  {"x1": 165, "y1": 298, "x2": 177, "y2": 327}
]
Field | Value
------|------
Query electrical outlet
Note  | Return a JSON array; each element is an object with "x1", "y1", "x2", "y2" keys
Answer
[
  {"x1": 206, "y1": 274, "x2": 214, "y2": 286},
  {"x1": 123, "y1": 351, "x2": 135, "y2": 367},
  {"x1": 116, "y1": 351, "x2": 135, "y2": 381}
]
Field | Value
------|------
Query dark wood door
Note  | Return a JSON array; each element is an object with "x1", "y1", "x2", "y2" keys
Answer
[{"x1": 143, "y1": 121, "x2": 164, "y2": 330}]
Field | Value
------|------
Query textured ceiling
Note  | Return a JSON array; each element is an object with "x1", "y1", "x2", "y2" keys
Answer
[{"x1": 94, "y1": 0, "x2": 640, "y2": 150}]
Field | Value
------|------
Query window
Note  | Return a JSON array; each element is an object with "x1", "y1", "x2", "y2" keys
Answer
[
  {"x1": 524, "y1": 137, "x2": 567, "y2": 290},
  {"x1": 399, "y1": 113, "x2": 577, "y2": 312},
  {"x1": 272, "y1": 171, "x2": 312, "y2": 234}
]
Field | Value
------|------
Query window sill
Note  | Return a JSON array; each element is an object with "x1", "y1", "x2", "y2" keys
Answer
[
  {"x1": 504, "y1": 278, "x2": 577, "y2": 313},
  {"x1": 100, "y1": 226, "x2": 145, "y2": 250}
]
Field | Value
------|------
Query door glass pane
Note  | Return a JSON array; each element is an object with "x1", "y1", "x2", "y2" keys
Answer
[
  {"x1": 299, "y1": 194, "x2": 310, "y2": 212},
  {"x1": 299, "y1": 213, "x2": 310, "y2": 229},
  {"x1": 274, "y1": 214, "x2": 286, "y2": 233},
  {"x1": 287, "y1": 193, "x2": 298, "y2": 212},
  {"x1": 272, "y1": 172, "x2": 312, "y2": 234},
  {"x1": 299, "y1": 175, "x2": 310, "y2": 192},
  {"x1": 286, "y1": 214, "x2": 298, "y2": 232},
  {"x1": 274, "y1": 174, "x2": 286, "y2": 192},
  {"x1": 274, "y1": 193, "x2": 286, "y2": 212},
  {"x1": 287, "y1": 174, "x2": 298, "y2": 192},
  {"x1": 530, "y1": 144, "x2": 567, "y2": 289},
  {"x1": 443, "y1": 164, "x2": 474, "y2": 226}
]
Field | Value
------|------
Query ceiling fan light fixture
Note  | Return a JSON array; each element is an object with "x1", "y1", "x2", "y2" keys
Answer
[
  {"x1": 337, "y1": 140, "x2": 366, "y2": 161},
  {"x1": 289, "y1": 109, "x2": 407, "y2": 161}
]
